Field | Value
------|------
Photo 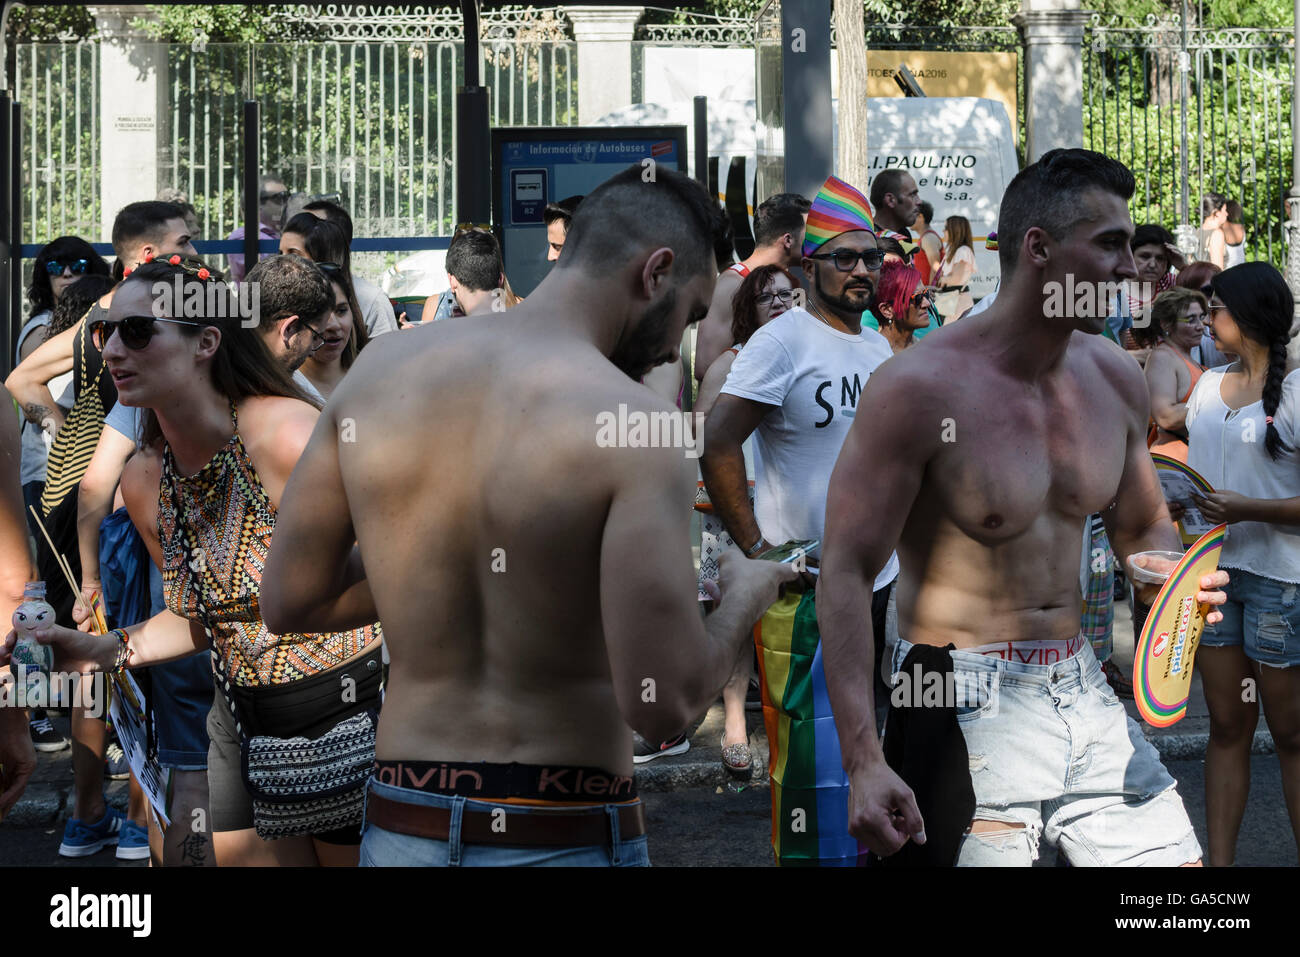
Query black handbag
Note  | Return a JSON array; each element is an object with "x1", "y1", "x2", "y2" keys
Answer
[{"x1": 166, "y1": 456, "x2": 377, "y2": 840}]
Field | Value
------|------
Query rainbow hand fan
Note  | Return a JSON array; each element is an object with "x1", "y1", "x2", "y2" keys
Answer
[{"x1": 1132, "y1": 525, "x2": 1226, "y2": 727}]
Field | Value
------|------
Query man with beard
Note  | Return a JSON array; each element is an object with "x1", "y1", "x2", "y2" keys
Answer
[
  {"x1": 700, "y1": 176, "x2": 899, "y2": 866},
  {"x1": 258, "y1": 163, "x2": 797, "y2": 866}
]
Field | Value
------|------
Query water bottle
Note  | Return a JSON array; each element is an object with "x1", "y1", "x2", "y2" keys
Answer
[{"x1": 12, "y1": 581, "x2": 55, "y2": 704}]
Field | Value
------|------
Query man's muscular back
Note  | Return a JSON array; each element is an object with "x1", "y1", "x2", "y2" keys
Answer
[
  {"x1": 842, "y1": 317, "x2": 1153, "y2": 648},
  {"x1": 332, "y1": 316, "x2": 699, "y2": 776}
]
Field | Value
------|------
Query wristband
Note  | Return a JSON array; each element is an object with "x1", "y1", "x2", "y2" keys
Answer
[
  {"x1": 745, "y1": 537, "x2": 767, "y2": 557},
  {"x1": 110, "y1": 628, "x2": 131, "y2": 673}
]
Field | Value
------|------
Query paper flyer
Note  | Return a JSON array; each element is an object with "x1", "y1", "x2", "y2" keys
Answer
[
  {"x1": 1150, "y1": 453, "x2": 1216, "y2": 546},
  {"x1": 1132, "y1": 524, "x2": 1226, "y2": 727},
  {"x1": 107, "y1": 671, "x2": 170, "y2": 827}
]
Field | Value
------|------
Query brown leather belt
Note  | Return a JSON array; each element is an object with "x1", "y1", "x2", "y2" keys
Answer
[{"x1": 365, "y1": 791, "x2": 646, "y2": 847}]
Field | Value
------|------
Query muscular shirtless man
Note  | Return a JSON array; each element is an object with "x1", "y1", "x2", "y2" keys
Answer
[
  {"x1": 817, "y1": 149, "x2": 1229, "y2": 867},
  {"x1": 260, "y1": 164, "x2": 796, "y2": 867},
  {"x1": 694, "y1": 193, "x2": 810, "y2": 383}
]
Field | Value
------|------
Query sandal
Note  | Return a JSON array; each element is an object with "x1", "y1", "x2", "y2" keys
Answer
[
  {"x1": 721, "y1": 736, "x2": 753, "y2": 777},
  {"x1": 1101, "y1": 658, "x2": 1135, "y2": 700}
]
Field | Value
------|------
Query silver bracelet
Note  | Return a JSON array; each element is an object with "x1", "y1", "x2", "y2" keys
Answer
[{"x1": 745, "y1": 538, "x2": 766, "y2": 557}]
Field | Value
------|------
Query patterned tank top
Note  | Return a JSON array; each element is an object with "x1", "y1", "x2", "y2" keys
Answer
[{"x1": 158, "y1": 404, "x2": 379, "y2": 686}]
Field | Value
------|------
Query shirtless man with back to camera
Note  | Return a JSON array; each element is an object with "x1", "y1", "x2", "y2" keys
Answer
[{"x1": 261, "y1": 164, "x2": 795, "y2": 866}]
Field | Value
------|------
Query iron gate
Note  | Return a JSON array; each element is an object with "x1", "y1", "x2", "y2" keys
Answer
[{"x1": 1084, "y1": 14, "x2": 1294, "y2": 267}]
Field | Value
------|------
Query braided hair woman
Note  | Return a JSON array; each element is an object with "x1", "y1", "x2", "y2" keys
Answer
[
  {"x1": 1, "y1": 256, "x2": 383, "y2": 866},
  {"x1": 1184, "y1": 261, "x2": 1300, "y2": 865}
]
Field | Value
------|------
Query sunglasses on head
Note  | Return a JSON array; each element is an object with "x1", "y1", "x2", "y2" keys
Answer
[
  {"x1": 46, "y1": 259, "x2": 89, "y2": 276},
  {"x1": 89, "y1": 315, "x2": 207, "y2": 352},
  {"x1": 809, "y1": 248, "x2": 886, "y2": 272}
]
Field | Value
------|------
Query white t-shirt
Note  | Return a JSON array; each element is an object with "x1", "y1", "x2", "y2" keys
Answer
[
  {"x1": 720, "y1": 308, "x2": 900, "y2": 591},
  {"x1": 1186, "y1": 367, "x2": 1300, "y2": 582},
  {"x1": 293, "y1": 369, "x2": 325, "y2": 405},
  {"x1": 354, "y1": 276, "x2": 398, "y2": 338}
]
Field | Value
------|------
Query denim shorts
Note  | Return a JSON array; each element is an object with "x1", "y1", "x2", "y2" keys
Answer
[
  {"x1": 889, "y1": 638, "x2": 1202, "y2": 867},
  {"x1": 359, "y1": 778, "x2": 651, "y2": 867},
  {"x1": 1199, "y1": 567, "x2": 1300, "y2": 667},
  {"x1": 145, "y1": 562, "x2": 213, "y2": 770}
]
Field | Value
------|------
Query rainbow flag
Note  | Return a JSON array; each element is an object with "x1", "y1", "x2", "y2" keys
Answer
[
  {"x1": 755, "y1": 591, "x2": 865, "y2": 866},
  {"x1": 802, "y1": 176, "x2": 876, "y2": 258}
]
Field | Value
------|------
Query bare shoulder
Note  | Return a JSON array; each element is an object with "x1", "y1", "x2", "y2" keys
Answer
[
  {"x1": 237, "y1": 395, "x2": 321, "y2": 438},
  {"x1": 1080, "y1": 331, "x2": 1144, "y2": 387},
  {"x1": 575, "y1": 363, "x2": 695, "y2": 491},
  {"x1": 872, "y1": 323, "x2": 964, "y2": 400},
  {"x1": 236, "y1": 395, "x2": 322, "y2": 480},
  {"x1": 120, "y1": 444, "x2": 163, "y2": 519},
  {"x1": 707, "y1": 269, "x2": 743, "y2": 304}
]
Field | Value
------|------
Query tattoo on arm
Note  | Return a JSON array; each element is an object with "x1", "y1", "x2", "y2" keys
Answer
[{"x1": 22, "y1": 403, "x2": 53, "y2": 427}]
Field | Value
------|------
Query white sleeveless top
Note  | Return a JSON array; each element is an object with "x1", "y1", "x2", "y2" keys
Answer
[{"x1": 1186, "y1": 367, "x2": 1300, "y2": 582}]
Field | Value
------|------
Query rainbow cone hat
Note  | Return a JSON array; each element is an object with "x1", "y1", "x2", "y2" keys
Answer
[{"x1": 802, "y1": 176, "x2": 876, "y2": 258}]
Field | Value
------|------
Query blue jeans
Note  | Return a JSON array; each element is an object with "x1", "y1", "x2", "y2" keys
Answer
[
  {"x1": 1200, "y1": 567, "x2": 1300, "y2": 667},
  {"x1": 889, "y1": 638, "x2": 1201, "y2": 866},
  {"x1": 359, "y1": 778, "x2": 651, "y2": 867}
]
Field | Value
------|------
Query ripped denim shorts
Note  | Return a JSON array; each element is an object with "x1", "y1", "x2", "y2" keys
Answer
[
  {"x1": 1200, "y1": 567, "x2": 1300, "y2": 668},
  {"x1": 888, "y1": 638, "x2": 1202, "y2": 867}
]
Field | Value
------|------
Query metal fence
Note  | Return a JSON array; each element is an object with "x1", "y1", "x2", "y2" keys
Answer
[
  {"x1": 1084, "y1": 14, "x2": 1294, "y2": 267},
  {"x1": 14, "y1": 32, "x2": 576, "y2": 275}
]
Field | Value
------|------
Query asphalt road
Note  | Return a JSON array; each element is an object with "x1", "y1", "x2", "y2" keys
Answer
[{"x1": 1, "y1": 755, "x2": 1293, "y2": 867}]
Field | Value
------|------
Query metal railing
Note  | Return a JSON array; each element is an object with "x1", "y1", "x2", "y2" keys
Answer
[
  {"x1": 15, "y1": 34, "x2": 576, "y2": 278},
  {"x1": 1084, "y1": 14, "x2": 1294, "y2": 267}
]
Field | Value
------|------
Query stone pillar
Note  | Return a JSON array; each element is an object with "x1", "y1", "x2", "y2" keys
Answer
[
  {"x1": 561, "y1": 6, "x2": 642, "y2": 124},
  {"x1": 88, "y1": 6, "x2": 167, "y2": 241},
  {"x1": 1013, "y1": 0, "x2": 1091, "y2": 163}
]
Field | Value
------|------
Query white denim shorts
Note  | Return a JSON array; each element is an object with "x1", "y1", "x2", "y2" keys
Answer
[{"x1": 889, "y1": 638, "x2": 1202, "y2": 867}]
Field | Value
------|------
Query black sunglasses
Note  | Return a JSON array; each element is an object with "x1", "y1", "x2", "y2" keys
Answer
[
  {"x1": 260, "y1": 190, "x2": 290, "y2": 203},
  {"x1": 90, "y1": 315, "x2": 206, "y2": 352},
  {"x1": 910, "y1": 289, "x2": 933, "y2": 309},
  {"x1": 46, "y1": 259, "x2": 89, "y2": 276},
  {"x1": 808, "y1": 248, "x2": 886, "y2": 272}
]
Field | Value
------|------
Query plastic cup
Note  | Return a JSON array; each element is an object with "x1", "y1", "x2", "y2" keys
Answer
[{"x1": 1127, "y1": 550, "x2": 1183, "y2": 585}]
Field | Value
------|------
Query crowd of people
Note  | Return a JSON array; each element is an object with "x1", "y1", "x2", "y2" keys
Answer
[{"x1": 0, "y1": 147, "x2": 1295, "y2": 869}]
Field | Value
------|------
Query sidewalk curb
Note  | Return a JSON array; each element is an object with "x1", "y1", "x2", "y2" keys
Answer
[{"x1": 1148, "y1": 728, "x2": 1274, "y2": 761}]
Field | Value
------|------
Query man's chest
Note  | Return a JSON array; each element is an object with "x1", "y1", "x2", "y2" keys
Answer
[{"x1": 927, "y1": 386, "x2": 1130, "y2": 542}]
